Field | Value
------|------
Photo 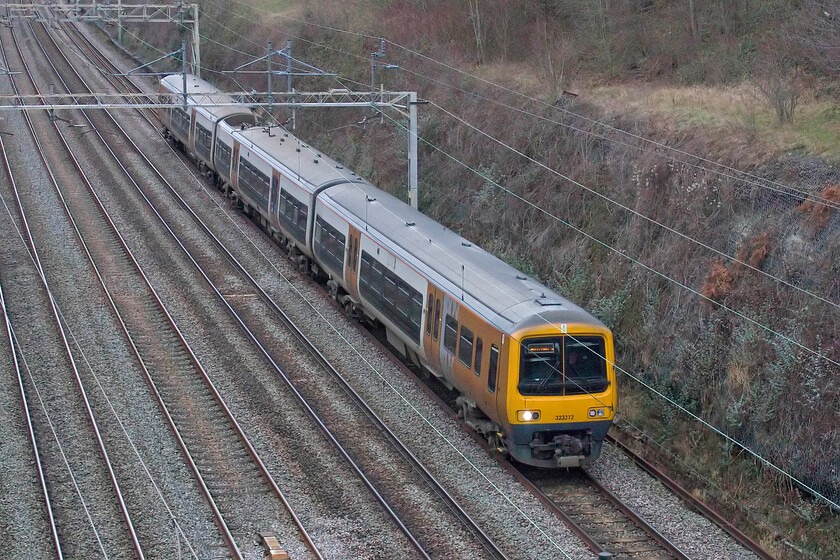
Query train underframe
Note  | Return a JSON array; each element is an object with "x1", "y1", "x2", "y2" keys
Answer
[{"x1": 457, "y1": 396, "x2": 607, "y2": 468}]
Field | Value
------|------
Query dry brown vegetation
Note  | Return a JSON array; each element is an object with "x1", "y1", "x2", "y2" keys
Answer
[
  {"x1": 798, "y1": 185, "x2": 840, "y2": 232},
  {"x1": 120, "y1": 1, "x2": 840, "y2": 557}
]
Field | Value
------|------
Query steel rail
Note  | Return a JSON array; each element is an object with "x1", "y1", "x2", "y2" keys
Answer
[
  {"x1": 0, "y1": 249, "x2": 63, "y2": 560},
  {"x1": 32, "y1": 17, "x2": 328, "y2": 559},
  {"x1": 584, "y1": 471, "x2": 690, "y2": 559},
  {"x1": 15, "y1": 24, "x2": 237, "y2": 559},
  {"x1": 21, "y1": 19, "x2": 256, "y2": 560},
  {"x1": 64, "y1": 18, "x2": 510, "y2": 560},
  {"x1": 1, "y1": 23, "x2": 146, "y2": 559},
  {"x1": 54, "y1": 24, "x2": 432, "y2": 559},
  {"x1": 606, "y1": 433, "x2": 777, "y2": 560}
]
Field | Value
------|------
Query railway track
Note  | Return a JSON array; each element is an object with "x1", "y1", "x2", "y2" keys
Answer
[
  {"x1": 0, "y1": 235, "x2": 62, "y2": 559},
  {"x1": 522, "y1": 466, "x2": 687, "y2": 559},
  {"x1": 4, "y1": 16, "x2": 323, "y2": 559},
  {"x1": 16, "y1": 13, "x2": 519, "y2": 559},
  {"x1": 64, "y1": 18, "x2": 515, "y2": 560},
  {"x1": 72, "y1": 14, "x2": 778, "y2": 560},
  {"x1": 0, "y1": 7, "x2": 776, "y2": 560},
  {"x1": 0, "y1": 23, "x2": 152, "y2": 560}
]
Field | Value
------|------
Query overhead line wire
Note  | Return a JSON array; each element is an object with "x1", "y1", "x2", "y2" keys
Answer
[
  {"x1": 364, "y1": 106, "x2": 840, "y2": 511},
  {"x1": 193, "y1": 1, "x2": 840, "y2": 316},
  {"x1": 131, "y1": 0, "x2": 840, "y2": 508},
  {"x1": 195, "y1": 0, "x2": 840, "y2": 410},
  {"x1": 370, "y1": 102, "x2": 840, "y2": 391},
  {"x1": 209, "y1": 0, "x2": 840, "y2": 209}
]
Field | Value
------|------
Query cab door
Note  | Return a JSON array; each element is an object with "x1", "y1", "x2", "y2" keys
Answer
[{"x1": 422, "y1": 285, "x2": 444, "y2": 373}]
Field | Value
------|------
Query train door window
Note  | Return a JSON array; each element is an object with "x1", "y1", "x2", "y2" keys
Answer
[
  {"x1": 432, "y1": 299, "x2": 441, "y2": 341},
  {"x1": 352, "y1": 238, "x2": 359, "y2": 271},
  {"x1": 458, "y1": 326, "x2": 474, "y2": 366},
  {"x1": 488, "y1": 345, "x2": 499, "y2": 393},
  {"x1": 425, "y1": 295, "x2": 433, "y2": 335},
  {"x1": 270, "y1": 175, "x2": 280, "y2": 216},
  {"x1": 443, "y1": 315, "x2": 458, "y2": 354},
  {"x1": 347, "y1": 236, "x2": 355, "y2": 269},
  {"x1": 473, "y1": 338, "x2": 483, "y2": 375}
]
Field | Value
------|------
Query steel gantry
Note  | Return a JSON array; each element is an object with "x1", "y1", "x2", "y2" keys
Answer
[{"x1": 2, "y1": 2, "x2": 201, "y2": 76}]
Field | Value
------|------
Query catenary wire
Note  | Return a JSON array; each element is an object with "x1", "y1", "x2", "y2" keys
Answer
[
  {"x1": 362, "y1": 106, "x2": 840, "y2": 510},
  {"x1": 206, "y1": 0, "x2": 840, "y2": 209},
  {"x1": 190, "y1": 3, "x2": 840, "y2": 320},
  {"x1": 127, "y1": 1, "x2": 840, "y2": 509}
]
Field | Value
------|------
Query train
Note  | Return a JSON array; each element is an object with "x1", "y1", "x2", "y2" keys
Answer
[{"x1": 158, "y1": 73, "x2": 617, "y2": 468}]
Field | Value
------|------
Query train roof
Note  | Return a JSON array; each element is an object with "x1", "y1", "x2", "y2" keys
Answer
[
  {"x1": 234, "y1": 126, "x2": 368, "y2": 192},
  {"x1": 161, "y1": 74, "x2": 604, "y2": 335},
  {"x1": 319, "y1": 181, "x2": 603, "y2": 334},
  {"x1": 161, "y1": 74, "x2": 253, "y2": 122}
]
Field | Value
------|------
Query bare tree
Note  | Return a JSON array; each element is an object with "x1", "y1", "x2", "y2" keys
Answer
[
  {"x1": 758, "y1": 70, "x2": 802, "y2": 124},
  {"x1": 688, "y1": 0, "x2": 700, "y2": 40},
  {"x1": 468, "y1": 0, "x2": 485, "y2": 64}
]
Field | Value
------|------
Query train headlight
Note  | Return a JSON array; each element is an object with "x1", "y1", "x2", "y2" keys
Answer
[
  {"x1": 517, "y1": 410, "x2": 541, "y2": 422},
  {"x1": 588, "y1": 408, "x2": 608, "y2": 418}
]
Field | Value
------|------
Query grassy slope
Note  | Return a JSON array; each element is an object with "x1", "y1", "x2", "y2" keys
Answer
[{"x1": 127, "y1": 1, "x2": 840, "y2": 556}]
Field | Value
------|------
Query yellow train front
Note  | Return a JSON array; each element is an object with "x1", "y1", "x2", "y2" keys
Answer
[{"x1": 499, "y1": 317, "x2": 616, "y2": 468}]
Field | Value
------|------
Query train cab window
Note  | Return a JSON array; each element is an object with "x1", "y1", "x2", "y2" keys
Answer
[
  {"x1": 443, "y1": 315, "x2": 458, "y2": 354},
  {"x1": 473, "y1": 338, "x2": 483, "y2": 375},
  {"x1": 432, "y1": 299, "x2": 441, "y2": 341},
  {"x1": 517, "y1": 336, "x2": 608, "y2": 396},
  {"x1": 488, "y1": 345, "x2": 499, "y2": 393},
  {"x1": 564, "y1": 336, "x2": 609, "y2": 395},
  {"x1": 458, "y1": 326, "x2": 474, "y2": 366}
]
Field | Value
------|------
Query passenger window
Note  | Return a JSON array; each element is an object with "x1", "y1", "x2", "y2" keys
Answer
[
  {"x1": 488, "y1": 345, "x2": 499, "y2": 393},
  {"x1": 432, "y1": 299, "x2": 441, "y2": 341},
  {"x1": 443, "y1": 315, "x2": 458, "y2": 354},
  {"x1": 474, "y1": 338, "x2": 483, "y2": 375},
  {"x1": 458, "y1": 326, "x2": 474, "y2": 366}
]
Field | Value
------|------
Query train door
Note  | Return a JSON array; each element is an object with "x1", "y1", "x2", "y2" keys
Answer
[
  {"x1": 422, "y1": 285, "x2": 444, "y2": 375},
  {"x1": 344, "y1": 226, "x2": 361, "y2": 299},
  {"x1": 482, "y1": 341, "x2": 502, "y2": 420},
  {"x1": 188, "y1": 110, "x2": 196, "y2": 153}
]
